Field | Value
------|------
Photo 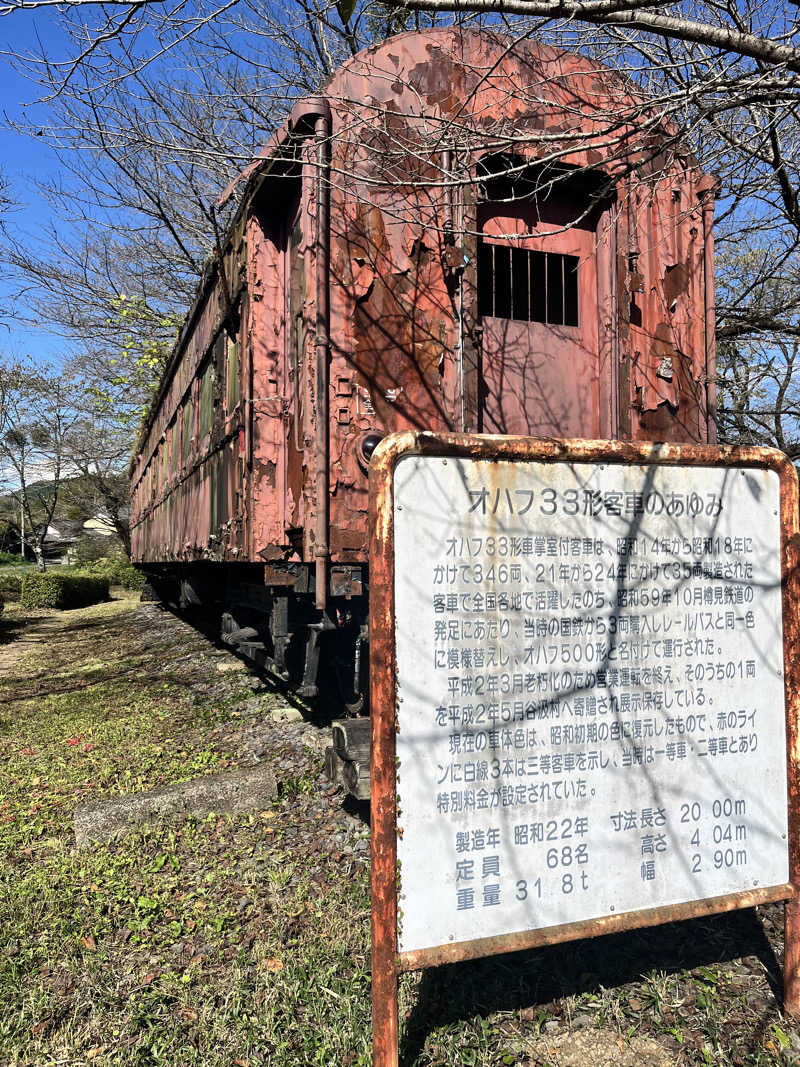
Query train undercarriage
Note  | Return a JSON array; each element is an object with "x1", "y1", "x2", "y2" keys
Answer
[{"x1": 141, "y1": 562, "x2": 369, "y2": 714}]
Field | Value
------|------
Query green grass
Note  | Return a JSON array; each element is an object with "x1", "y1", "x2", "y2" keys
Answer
[
  {"x1": 0, "y1": 819, "x2": 373, "y2": 1065},
  {"x1": 1, "y1": 595, "x2": 799, "y2": 1066},
  {"x1": 0, "y1": 625, "x2": 242, "y2": 851},
  {"x1": 0, "y1": 596, "x2": 374, "y2": 1066},
  {"x1": 0, "y1": 678, "x2": 231, "y2": 850}
]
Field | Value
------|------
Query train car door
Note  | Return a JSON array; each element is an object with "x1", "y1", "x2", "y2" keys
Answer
[{"x1": 476, "y1": 162, "x2": 615, "y2": 439}]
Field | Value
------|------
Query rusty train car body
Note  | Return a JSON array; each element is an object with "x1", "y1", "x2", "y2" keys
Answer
[{"x1": 130, "y1": 28, "x2": 717, "y2": 702}]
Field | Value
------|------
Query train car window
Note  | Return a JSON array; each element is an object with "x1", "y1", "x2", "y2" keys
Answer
[
  {"x1": 226, "y1": 336, "x2": 240, "y2": 410},
  {"x1": 169, "y1": 417, "x2": 179, "y2": 471},
  {"x1": 199, "y1": 360, "x2": 216, "y2": 439},
  {"x1": 478, "y1": 241, "x2": 579, "y2": 327},
  {"x1": 182, "y1": 398, "x2": 193, "y2": 460}
]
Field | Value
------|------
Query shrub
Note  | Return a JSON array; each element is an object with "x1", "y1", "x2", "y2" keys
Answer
[
  {"x1": 0, "y1": 572, "x2": 23, "y2": 601},
  {"x1": 21, "y1": 572, "x2": 110, "y2": 610},
  {"x1": 117, "y1": 564, "x2": 146, "y2": 591},
  {"x1": 0, "y1": 551, "x2": 24, "y2": 566},
  {"x1": 80, "y1": 557, "x2": 145, "y2": 590},
  {"x1": 71, "y1": 535, "x2": 125, "y2": 565}
]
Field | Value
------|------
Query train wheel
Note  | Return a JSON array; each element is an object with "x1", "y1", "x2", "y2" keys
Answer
[{"x1": 344, "y1": 693, "x2": 366, "y2": 717}]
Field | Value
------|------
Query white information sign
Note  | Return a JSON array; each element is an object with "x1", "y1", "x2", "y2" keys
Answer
[{"x1": 393, "y1": 457, "x2": 789, "y2": 956}]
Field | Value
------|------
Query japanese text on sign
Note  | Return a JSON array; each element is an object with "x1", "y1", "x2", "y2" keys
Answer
[{"x1": 393, "y1": 458, "x2": 789, "y2": 955}]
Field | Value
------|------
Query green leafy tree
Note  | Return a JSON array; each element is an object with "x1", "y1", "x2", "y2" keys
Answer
[
  {"x1": 63, "y1": 295, "x2": 179, "y2": 555},
  {"x1": 85, "y1": 293, "x2": 181, "y2": 426}
]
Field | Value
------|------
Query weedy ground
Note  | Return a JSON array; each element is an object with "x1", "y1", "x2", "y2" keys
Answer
[{"x1": 0, "y1": 593, "x2": 798, "y2": 1066}]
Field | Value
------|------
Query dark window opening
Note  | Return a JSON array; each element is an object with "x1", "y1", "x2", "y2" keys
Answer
[
  {"x1": 477, "y1": 154, "x2": 613, "y2": 229},
  {"x1": 478, "y1": 241, "x2": 579, "y2": 327},
  {"x1": 478, "y1": 152, "x2": 542, "y2": 204}
]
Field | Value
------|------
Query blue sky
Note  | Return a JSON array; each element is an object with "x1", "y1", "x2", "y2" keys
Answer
[{"x1": 1, "y1": 12, "x2": 73, "y2": 366}]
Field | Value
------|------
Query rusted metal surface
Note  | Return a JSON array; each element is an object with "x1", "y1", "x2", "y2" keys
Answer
[
  {"x1": 782, "y1": 490, "x2": 800, "y2": 1015},
  {"x1": 369, "y1": 433, "x2": 403, "y2": 1067},
  {"x1": 373, "y1": 428, "x2": 798, "y2": 477},
  {"x1": 699, "y1": 176, "x2": 719, "y2": 445},
  {"x1": 329, "y1": 565, "x2": 364, "y2": 599},
  {"x1": 400, "y1": 885, "x2": 794, "y2": 972},
  {"x1": 478, "y1": 197, "x2": 605, "y2": 437},
  {"x1": 130, "y1": 27, "x2": 716, "y2": 580},
  {"x1": 787, "y1": 900, "x2": 800, "y2": 1015},
  {"x1": 369, "y1": 430, "x2": 800, "y2": 1055}
]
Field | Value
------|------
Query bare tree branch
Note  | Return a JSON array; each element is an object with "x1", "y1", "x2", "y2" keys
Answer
[{"x1": 402, "y1": 0, "x2": 800, "y2": 73}]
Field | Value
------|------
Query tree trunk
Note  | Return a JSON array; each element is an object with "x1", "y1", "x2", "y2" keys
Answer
[{"x1": 115, "y1": 517, "x2": 131, "y2": 557}]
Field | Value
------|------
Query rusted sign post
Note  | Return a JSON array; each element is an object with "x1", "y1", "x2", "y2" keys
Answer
[{"x1": 369, "y1": 432, "x2": 800, "y2": 1067}]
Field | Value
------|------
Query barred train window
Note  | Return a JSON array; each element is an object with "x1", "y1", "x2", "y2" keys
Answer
[
  {"x1": 198, "y1": 359, "x2": 216, "y2": 439},
  {"x1": 226, "y1": 336, "x2": 240, "y2": 410},
  {"x1": 478, "y1": 240, "x2": 579, "y2": 327},
  {"x1": 182, "y1": 399, "x2": 193, "y2": 460}
]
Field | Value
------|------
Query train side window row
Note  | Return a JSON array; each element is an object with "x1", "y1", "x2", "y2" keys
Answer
[
  {"x1": 478, "y1": 240, "x2": 579, "y2": 327},
  {"x1": 141, "y1": 320, "x2": 244, "y2": 505}
]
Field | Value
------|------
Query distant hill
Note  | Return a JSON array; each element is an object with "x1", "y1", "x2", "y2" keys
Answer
[{"x1": 0, "y1": 472, "x2": 127, "y2": 526}]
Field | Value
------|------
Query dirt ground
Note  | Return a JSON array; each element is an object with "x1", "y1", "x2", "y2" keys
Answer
[{"x1": 1, "y1": 593, "x2": 799, "y2": 1065}]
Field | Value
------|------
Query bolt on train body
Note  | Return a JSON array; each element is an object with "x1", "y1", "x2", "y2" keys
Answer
[{"x1": 130, "y1": 27, "x2": 717, "y2": 709}]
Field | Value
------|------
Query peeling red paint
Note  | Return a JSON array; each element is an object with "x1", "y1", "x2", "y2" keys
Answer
[{"x1": 130, "y1": 28, "x2": 716, "y2": 578}]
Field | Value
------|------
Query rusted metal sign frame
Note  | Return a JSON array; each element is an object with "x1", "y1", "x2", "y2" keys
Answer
[{"x1": 369, "y1": 431, "x2": 800, "y2": 1067}]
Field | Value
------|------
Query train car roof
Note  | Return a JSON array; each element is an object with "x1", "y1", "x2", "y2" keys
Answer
[
  {"x1": 132, "y1": 27, "x2": 684, "y2": 465},
  {"x1": 218, "y1": 27, "x2": 656, "y2": 213}
]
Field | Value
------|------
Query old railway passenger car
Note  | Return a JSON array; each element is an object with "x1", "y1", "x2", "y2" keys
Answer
[{"x1": 130, "y1": 27, "x2": 717, "y2": 706}]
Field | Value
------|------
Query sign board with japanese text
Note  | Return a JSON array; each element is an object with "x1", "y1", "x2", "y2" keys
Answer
[
  {"x1": 369, "y1": 434, "x2": 800, "y2": 1067},
  {"x1": 394, "y1": 453, "x2": 788, "y2": 953}
]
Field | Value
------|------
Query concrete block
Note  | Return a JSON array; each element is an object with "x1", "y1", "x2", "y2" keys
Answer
[{"x1": 74, "y1": 762, "x2": 277, "y2": 847}]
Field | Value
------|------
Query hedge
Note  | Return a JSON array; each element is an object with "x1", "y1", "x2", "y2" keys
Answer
[
  {"x1": 21, "y1": 572, "x2": 110, "y2": 610},
  {"x1": 0, "y1": 572, "x2": 23, "y2": 601},
  {"x1": 80, "y1": 557, "x2": 146, "y2": 590}
]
